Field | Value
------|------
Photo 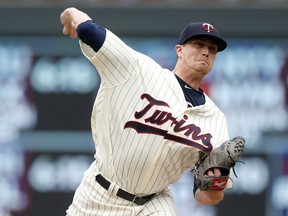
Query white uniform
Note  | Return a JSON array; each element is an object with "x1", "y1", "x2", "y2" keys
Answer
[{"x1": 66, "y1": 29, "x2": 229, "y2": 216}]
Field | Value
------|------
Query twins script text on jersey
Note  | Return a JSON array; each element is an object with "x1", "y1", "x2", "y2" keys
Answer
[{"x1": 124, "y1": 93, "x2": 213, "y2": 153}]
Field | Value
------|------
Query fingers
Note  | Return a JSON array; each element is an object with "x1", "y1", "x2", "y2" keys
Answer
[
  {"x1": 206, "y1": 168, "x2": 221, "y2": 177},
  {"x1": 60, "y1": 7, "x2": 73, "y2": 26},
  {"x1": 60, "y1": 8, "x2": 79, "y2": 38},
  {"x1": 213, "y1": 168, "x2": 221, "y2": 177},
  {"x1": 70, "y1": 32, "x2": 78, "y2": 39},
  {"x1": 60, "y1": 7, "x2": 92, "y2": 38},
  {"x1": 206, "y1": 170, "x2": 214, "y2": 176},
  {"x1": 62, "y1": 26, "x2": 69, "y2": 35},
  {"x1": 62, "y1": 26, "x2": 77, "y2": 38},
  {"x1": 62, "y1": 25, "x2": 77, "y2": 38},
  {"x1": 60, "y1": 8, "x2": 72, "y2": 36}
]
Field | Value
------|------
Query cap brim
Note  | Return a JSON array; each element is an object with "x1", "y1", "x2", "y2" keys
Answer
[{"x1": 181, "y1": 34, "x2": 227, "y2": 52}]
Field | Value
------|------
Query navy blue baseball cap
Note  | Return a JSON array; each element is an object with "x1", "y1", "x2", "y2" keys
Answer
[{"x1": 177, "y1": 22, "x2": 227, "y2": 52}]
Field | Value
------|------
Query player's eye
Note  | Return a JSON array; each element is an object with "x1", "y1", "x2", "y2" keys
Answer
[
  {"x1": 195, "y1": 42, "x2": 203, "y2": 47},
  {"x1": 209, "y1": 46, "x2": 218, "y2": 54}
]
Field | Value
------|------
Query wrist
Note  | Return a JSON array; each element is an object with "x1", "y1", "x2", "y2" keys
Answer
[{"x1": 195, "y1": 189, "x2": 224, "y2": 205}]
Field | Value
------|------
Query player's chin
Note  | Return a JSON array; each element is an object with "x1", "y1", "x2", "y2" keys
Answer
[
  {"x1": 198, "y1": 69, "x2": 211, "y2": 77},
  {"x1": 196, "y1": 64, "x2": 210, "y2": 74}
]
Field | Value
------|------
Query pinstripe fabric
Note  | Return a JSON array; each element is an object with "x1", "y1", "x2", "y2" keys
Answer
[
  {"x1": 67, "y1": 30, "x2": 229, "y2": 215},
  {"x1": 67, "y1": 162, "x2": 178, "y2": 216}
]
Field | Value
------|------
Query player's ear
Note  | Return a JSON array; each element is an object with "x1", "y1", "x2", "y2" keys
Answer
[{"x1": 175, "y1": 44, "x2": 183, "y2": 58}]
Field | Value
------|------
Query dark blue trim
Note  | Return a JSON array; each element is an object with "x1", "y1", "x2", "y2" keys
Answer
[{"x1": 76, "y1": 20, "x2": 106, "y2": 52}]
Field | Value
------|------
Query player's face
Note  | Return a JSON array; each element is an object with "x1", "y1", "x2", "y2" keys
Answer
[{"x1": 176, "y1": 38, "x2": 218, "y2": 76}]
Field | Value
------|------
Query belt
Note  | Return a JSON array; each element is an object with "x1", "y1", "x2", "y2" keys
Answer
[{"x1": 95, "y1": 174, "x2": 155, "y2": 205}]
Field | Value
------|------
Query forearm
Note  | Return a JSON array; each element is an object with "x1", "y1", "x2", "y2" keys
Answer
[{"x1": 194, "y1": 189, "x2": 224, "y2": 205}]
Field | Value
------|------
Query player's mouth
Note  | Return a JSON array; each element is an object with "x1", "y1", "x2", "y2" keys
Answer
[{"x1": 197, "y1": 59, "x2": 209, "y2": 65}]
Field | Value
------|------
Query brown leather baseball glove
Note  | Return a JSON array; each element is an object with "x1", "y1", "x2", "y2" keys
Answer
[{"x1": 193, "y1": 136, "x2": 245, "y2": 191}]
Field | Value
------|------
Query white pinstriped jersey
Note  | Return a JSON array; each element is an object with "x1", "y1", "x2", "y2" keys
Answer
[{"x1": 79, "y1": 30, "x2": 229, "y2": 196}]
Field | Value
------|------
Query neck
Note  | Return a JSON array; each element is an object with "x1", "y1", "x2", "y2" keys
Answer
[{"x1": 173, "y1": 68, "x2": 204, "y2": 90}]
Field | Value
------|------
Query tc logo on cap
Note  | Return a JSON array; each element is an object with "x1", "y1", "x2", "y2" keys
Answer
[{"x1": 202, "y1": 23, "x2": 214, "y2": 33}]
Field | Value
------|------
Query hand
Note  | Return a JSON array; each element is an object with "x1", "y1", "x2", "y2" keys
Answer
[
  {"x1": 206, "y1": 167, "x2": 221, "y2": 177},
  {"x1": 195, "y1": 167, "x2": 224, "y2": 205},
  {"x1": 195, "y1": 186, "x2": 224, "y2": 205},
  {"x1": 60, "y1": 7, "x2": 92, "y2": 38}
]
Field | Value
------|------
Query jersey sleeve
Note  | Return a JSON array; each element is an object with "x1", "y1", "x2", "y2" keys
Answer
[
  {"x1": 79, "y1": 29, "x2": 139, "y2": 88},
  {"x1": 77, "y1": 20, "x2": 106, "y2": 53}
]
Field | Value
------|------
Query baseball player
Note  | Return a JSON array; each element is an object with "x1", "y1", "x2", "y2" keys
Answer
[{"x1": 60, "y1": 7, "x2": 240, "y2": 216}]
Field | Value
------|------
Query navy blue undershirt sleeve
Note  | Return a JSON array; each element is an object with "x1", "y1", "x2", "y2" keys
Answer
[{"x1": 76, "y1": 20, "x2": 106, "y2": 52}]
